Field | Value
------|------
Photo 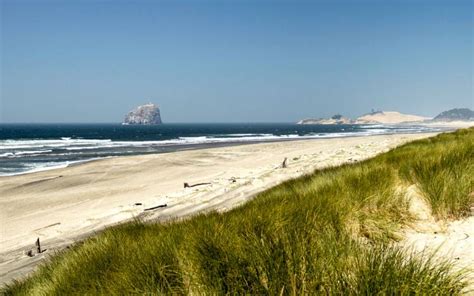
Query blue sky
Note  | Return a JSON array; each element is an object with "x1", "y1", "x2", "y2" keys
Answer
[{"x1": 1, "y1": 0, "x2": 472, "y2": 123}]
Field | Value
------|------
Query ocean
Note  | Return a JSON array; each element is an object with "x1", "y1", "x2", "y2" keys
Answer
[{"x1": 0, "y1": 123, "x2": 442, "y2": 176}]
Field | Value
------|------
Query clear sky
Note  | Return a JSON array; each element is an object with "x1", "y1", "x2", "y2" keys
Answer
[{"x1": 1, "y1": 0, "x2": 472, "y2": 123}]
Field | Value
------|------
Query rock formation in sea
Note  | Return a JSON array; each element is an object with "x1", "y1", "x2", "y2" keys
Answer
[
  {"x1": 123, "y1": 103, "x2": 162, "y2": 125},
  {"x1": 433, "y1": 108, "x2": 474, "y2": 122},
  {"x1": 297, "y1": 114, "x2": 353, "y2": 125}
]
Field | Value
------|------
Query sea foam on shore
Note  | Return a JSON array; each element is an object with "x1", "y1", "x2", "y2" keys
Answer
[{"x1": 0, "y1": 123, "x2": 442, "y2": 176}]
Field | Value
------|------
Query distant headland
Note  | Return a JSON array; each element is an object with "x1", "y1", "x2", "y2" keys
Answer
[
  {"x1": 298, "y1": 108, "x2": 474, "y2": 125},
  {"x1": 433, "y1": 108, "x2": 474, "y2": 122}
]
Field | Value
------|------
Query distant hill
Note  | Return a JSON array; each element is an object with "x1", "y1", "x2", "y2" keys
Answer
[
  {"x1": 355, "y1": 111, "x2": 428, "y2": 124},
  {"x1": 433, "y1": 108, "x2": 474, "y2": 122},
  {"x1": 297, "y1": 111, "x2": 430, "y2": 125},
  {"x1": 297, "y1": 114, "x2": 353, "y2": 125}
]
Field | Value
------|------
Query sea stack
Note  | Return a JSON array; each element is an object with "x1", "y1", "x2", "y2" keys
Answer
[{"x1": 123, "y1": 103, "x2": 162, "y2": 125}]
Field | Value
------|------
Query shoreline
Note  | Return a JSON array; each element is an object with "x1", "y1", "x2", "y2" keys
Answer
[
  {"x1": 0, "y1": 131, "x2": 452, "y2": 285},
  {"x1": 0, "y1": 124, "x2": 452, "y2": 178}
]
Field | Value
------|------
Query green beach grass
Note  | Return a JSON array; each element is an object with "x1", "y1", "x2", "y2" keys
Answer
[{"x1": 3, "y1": 128, "x2": 473, "y2": 295}]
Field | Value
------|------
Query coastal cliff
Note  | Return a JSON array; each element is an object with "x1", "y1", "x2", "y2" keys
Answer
[{"x1": 123, "y1": 103, "x2": 162, "y2": 125}]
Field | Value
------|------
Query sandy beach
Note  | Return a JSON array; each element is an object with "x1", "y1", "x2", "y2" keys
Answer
[{"x1": 0, "y1": 131, "x2": 466, "y2": 285}]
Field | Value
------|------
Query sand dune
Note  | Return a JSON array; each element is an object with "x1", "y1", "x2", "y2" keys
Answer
[
  {"x1": 402, "y1": 185, "x2": 474, "y2": 286},
  {"x1": 356, "y1": 111, "x2": 429, "y2": 124}
]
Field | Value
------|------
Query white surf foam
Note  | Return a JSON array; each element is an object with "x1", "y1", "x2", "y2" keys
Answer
[{"x1": 0, "y1": 124, "x2": 441, "y2": 176}]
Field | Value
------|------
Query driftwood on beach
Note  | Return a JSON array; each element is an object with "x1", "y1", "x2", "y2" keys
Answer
[
  {"x1": 144, "y1": 204, "x2": 168, "y2": 211},
  {"x1": 26, "y1": 238, "x2": 46, "y2": 257},
  {"x1": 35, "y1": 238, "x2": 42, "y2": 253},
  {"x1": 282, "y1": 157, "x2": 288, "y2": 168},
  {"x1": 184, "y1": 182, "x2": 211, "y2": 188}
]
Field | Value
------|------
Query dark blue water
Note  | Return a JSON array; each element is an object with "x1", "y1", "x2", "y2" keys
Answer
[{"x1": 0, "y1": 123, "x2": 441, "y2": 176}]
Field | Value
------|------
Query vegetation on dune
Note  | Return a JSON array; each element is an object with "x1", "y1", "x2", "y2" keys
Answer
[
  {"x1": 383, "y1": 128, "x2": 474, "y2": 219},
  {"x1": 3, "y1": 128, "x2": 473, "y2": 295}
]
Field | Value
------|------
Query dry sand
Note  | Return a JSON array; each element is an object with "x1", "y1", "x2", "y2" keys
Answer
[
  {"x1": 402, "y1": 185, "x2": 474, "y2": 288},
  {"x1": 418, "y1": 121, "x2": 474, "y2": 129},
  {"x1": 0, "y1": 131, "x2": 471, "y2": 287}
]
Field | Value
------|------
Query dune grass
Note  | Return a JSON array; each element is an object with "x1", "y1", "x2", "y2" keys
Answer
[
  {"x1": 3, "y1": 128, "x2": 473, "y2": 295},
  {"x1": 383, "y1": 128, "x2": 474, "y2": 219}
]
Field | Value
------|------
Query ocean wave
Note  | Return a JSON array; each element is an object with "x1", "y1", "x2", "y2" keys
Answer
[
  {"x1": 0, "y1": 150, "x2": 53, "y2": 158},
  {"x1": 0, "y1": 129, "x2": 417, "y2": 154},
  {"x1": 0, "y1": 139, "x2": 113, "y2": 150},
  {"x1": 0, "y1": 125, "x2": 442, "y2": 177},
  {"x1": 0, "y1": 158, "x2": 105, "y2": 177},
  {"x1": 0, "y1": 127, "x2": 439, "y2": 153},
  {"x1": 210, "y1": 133, "x2": 274, "y2": 137}
]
